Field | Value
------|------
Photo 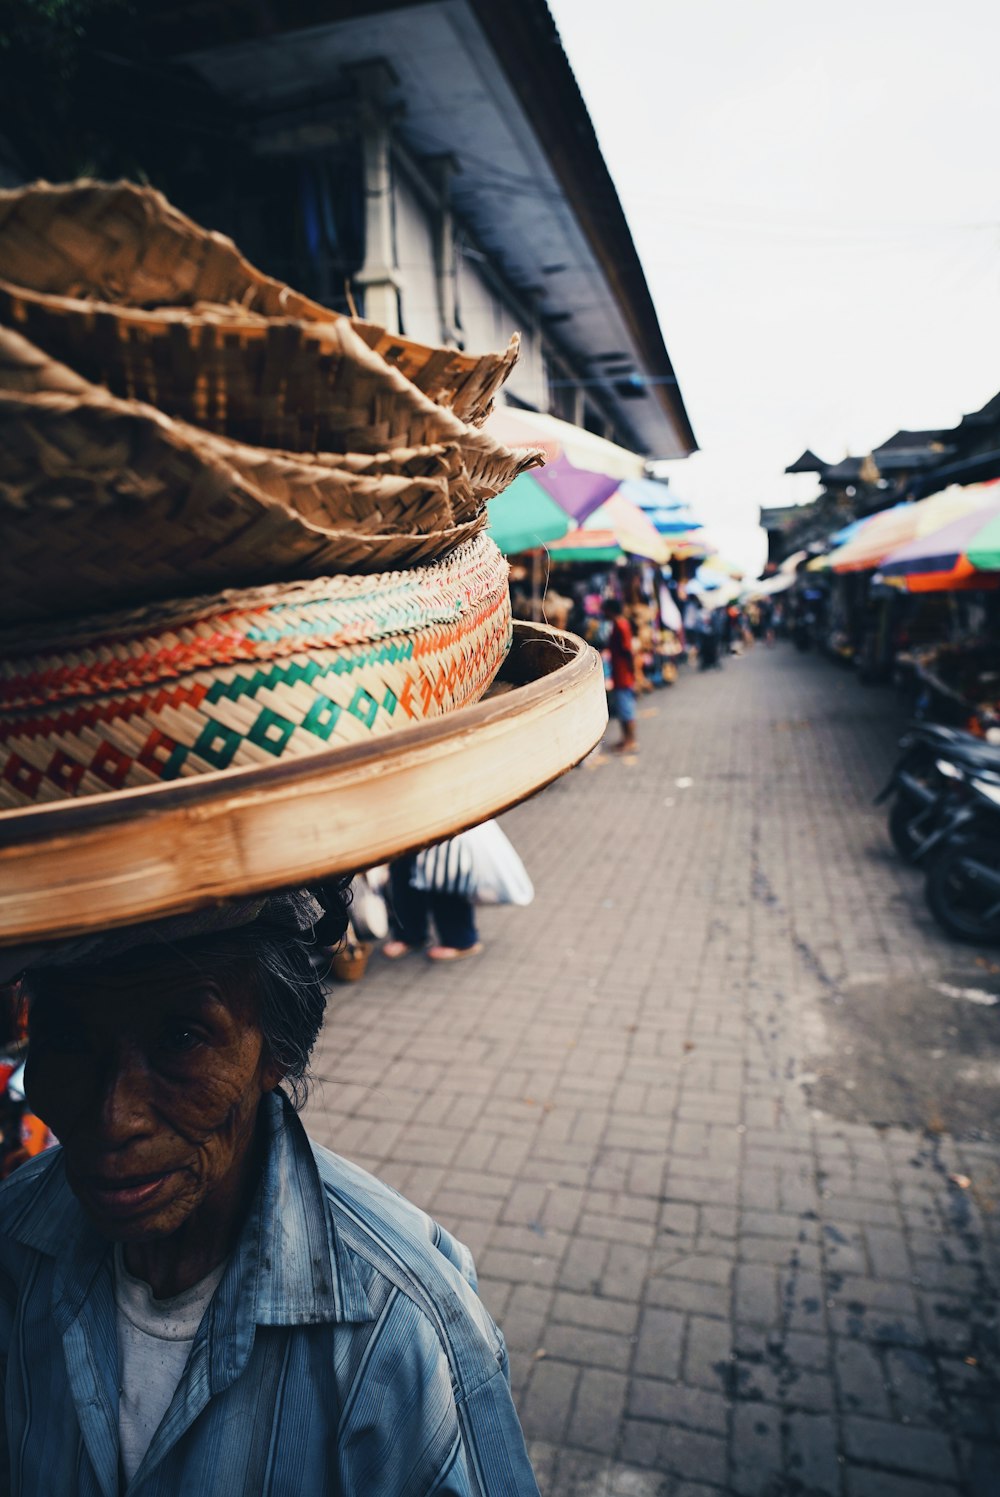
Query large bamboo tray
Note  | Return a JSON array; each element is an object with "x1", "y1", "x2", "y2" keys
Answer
[{"x1": 0, "y1": 624, "x2": 606, "y2": 947}]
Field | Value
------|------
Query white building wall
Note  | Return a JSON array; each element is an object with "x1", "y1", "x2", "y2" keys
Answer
[
  {"x1": 456, "y1": 252, "x2": 547, "y2": 409},
  {"x1": 392, "y1": 171, "x2": 442, "y2": 346},
  {"x1": 389, "y1": 158, "x2": 551, "y2": 411}
]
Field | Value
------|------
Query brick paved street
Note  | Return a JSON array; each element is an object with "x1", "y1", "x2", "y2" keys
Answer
[{"x1": 306, "y1": 643, "x2": 1000, "y2": 1497}]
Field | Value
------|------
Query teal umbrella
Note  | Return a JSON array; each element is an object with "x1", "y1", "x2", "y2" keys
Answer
[
  {"x1": 487, "y1": 473, "x2": 571, "y2": 555},
  {"x1": 543, "y1": 542, "x2": 624, "y2": 564}
]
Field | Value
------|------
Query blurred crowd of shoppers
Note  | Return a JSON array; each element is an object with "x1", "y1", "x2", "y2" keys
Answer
[{"x1": 507, "y1": 567, "x2": 802, "y2": 755}]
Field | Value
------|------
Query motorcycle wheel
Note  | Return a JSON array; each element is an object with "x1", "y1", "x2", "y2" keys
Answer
[
  {"x1": 888, "y1": 793, "x2": 930, "y2": 863},
  {"x1": 925, "y1": 837, "x2": 1000, "y2": 944}
]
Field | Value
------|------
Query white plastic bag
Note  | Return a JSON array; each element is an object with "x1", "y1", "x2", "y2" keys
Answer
[
  {"x1": 349, "y1": 871, "x2": 389, "y2": 940},
  {"x1": 412, "y1": 821, "x2": 534, "y2": 907}
]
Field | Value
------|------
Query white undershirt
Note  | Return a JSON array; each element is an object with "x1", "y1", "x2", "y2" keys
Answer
[{"x1": 113, "y1": 1245, "x2": 227, "y2": 1484}]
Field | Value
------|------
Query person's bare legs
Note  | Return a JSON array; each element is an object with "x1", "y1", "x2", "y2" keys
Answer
[{"x1": 615, "y1": 720, "x2": 637, "y2": 753}]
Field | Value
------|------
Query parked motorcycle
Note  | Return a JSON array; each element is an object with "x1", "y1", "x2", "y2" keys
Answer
[
  {"x1": 924, "y1": 776, "x2": 1000, "y2": 944},
  {"x1": 877, "y1": 724, "x2": 1000, "y2": 863}
]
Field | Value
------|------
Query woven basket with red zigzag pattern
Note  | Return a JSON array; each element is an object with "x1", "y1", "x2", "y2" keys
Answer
[{"x1": 0, "y1": 533, "x2": 510, "y2": 809}]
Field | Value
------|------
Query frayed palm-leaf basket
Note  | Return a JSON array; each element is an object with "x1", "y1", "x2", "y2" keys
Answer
[
  {"x1": 0, "y1": 180, "x2": 613, "y2": 948},
  {"x1": 0, "y1": 180, "x2": 522, "y2": 447},
  {"x1": 0, "y1": 533, "x2": 511, "y2": 809},
  {"x1": 0, "y1": 326, "x2": 537, "y2": 623}
]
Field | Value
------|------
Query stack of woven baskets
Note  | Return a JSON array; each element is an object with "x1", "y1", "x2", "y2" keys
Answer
[{"x1": 0, "y1": 181, "x2": 541, "y2": 810}]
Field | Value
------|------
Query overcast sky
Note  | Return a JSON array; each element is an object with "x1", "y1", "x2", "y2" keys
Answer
[{"x1": 546, "y1": 0, "x2": 1000, "y2": 571}]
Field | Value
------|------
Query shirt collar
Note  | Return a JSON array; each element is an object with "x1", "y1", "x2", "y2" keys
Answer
[
  {"x1": 247, "y1": 1090, "x2": 373, "y2": 1327},
  {"x1": 1, "y1": 1089, "x2": 374, "y2": 1330}
]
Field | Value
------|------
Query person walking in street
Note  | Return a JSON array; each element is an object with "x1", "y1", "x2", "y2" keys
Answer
[
  {"x1": 383, "y1": 851, "x2": 482, "y2": 962},
  {"x1": 697, "y1": 603, "x2": 721, "y2": 669},
  {"x1": 758, "y1": 597, "x2": 776, "y2": 647},
  {"x1": 603, "y1": 597, "x2": 638, "y2": 753}
]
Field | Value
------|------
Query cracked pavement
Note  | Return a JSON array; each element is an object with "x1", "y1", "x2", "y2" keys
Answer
[{"x1": 306, "y1": 643, "x2": 1000, "y2": 1496}]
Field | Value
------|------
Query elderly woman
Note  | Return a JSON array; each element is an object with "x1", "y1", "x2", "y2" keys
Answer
[{"x1": 0, "y1": 892, "x2": 538, "y2": 1496}]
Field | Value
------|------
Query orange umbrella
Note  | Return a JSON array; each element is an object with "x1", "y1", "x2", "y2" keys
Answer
[{"x1": 903, "y1": 562, "x2": 999, "y2": 593}]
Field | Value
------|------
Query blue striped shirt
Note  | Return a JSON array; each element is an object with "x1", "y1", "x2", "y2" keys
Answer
[{"x1": 0, "y1": 1091, "x2": 539, "y2": 1495}]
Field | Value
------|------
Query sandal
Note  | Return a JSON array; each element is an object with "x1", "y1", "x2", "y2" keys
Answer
[
  {"x1": 382, "y1": 939, "x2": 419, "y2": 960},
  {"x1": 426, "y1": 943, "x2": 483, "y2": 962}
]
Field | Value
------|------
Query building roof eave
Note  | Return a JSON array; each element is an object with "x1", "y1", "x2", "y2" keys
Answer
[
  {"x1": 465, "y1": 0, "x2": 697, "y2": 458},
  {"x1": 141, "y1": 0, "x2": 697, "y2": 460},
  {"x1": 784, "y1": 448, "x2": 826, "y2": 475}
]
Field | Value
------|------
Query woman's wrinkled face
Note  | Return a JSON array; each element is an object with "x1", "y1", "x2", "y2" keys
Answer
[{"x1": 25, "y1": 951, "x2": 280, "y2": 1242}]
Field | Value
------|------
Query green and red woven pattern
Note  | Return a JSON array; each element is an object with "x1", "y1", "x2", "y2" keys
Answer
[{"x1": 0, "y1": 535, "x2": 510, "y2": 809}]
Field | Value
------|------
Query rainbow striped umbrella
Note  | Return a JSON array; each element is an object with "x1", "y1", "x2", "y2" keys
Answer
[
  {"x1": 879, "y1": 487, "x2": 1000, "y2": 591},
  {"x1": 827, "y1": 489, "x2": 988, "y2": 573}
]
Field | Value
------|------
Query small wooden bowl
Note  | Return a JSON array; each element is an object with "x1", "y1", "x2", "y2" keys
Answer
[{"x1": 330, "y1": 942, "x2": 372, "y2": 983}]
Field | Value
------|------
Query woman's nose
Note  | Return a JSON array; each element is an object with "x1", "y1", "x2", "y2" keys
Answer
[{"x1": 97, "y1": 1047, "x2": 154, "y2": 1144}]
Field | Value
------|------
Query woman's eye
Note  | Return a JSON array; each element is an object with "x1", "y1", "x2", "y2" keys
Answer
[{"x1": 161, "y1": 1024, "x2": 203, "y2": 1053}]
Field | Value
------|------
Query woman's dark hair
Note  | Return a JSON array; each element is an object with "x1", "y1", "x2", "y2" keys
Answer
[
  {"x1": 232, "y1": 925, "x2": 329, "y2": 1109},
  {"x1": 198, "y1": 878, "x2": 353, "y2": 1109}
]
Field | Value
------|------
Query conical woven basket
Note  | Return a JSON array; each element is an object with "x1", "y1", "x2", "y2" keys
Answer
[
  {"x1": 0, "y1": 181, "x2": 522, "y2": 448},
  {"x1": 0, "y1": 533, "x2": 511, "y2": 810},
  {"x1": 0, "y1": 327, "x2": 538, "y2": 622}
]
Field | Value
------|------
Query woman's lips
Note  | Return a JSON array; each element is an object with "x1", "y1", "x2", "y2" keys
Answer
[{"x1": 84, "y1": 1170, "x2": 177, "y2": 1216}]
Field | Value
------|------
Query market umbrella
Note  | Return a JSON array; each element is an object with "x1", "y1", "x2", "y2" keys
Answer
[
  {"x1": 613, "y1": 477, "x2": 703, "y2": 534},
  {"x1": 487, "y1": 472, "x2": 571, "y2": 555},
  {"x1": 808, "y1": 503, "x2": 908, "y2": 571},
  {"x1": 541, "y1": 534, "x2": 624, "y2": 565},
  {"x1": 828, "y1": 489, "x2": 988, "y2": 573},
  {"x1": 531, "y1": 456, "x2": 622, "y2": 523},
  {"x1": 742, "y1": 572, "x2": 796, "y2": 601},
  {"x1": 589, "y1": 493, "x2": 671, "y2": 562},
  {"x1": 879, "y1": 489, "x2": 1000, "y2": 590},
  {"x1": 617, "y1": 477, "x2": 683, "y2": 510},
  {"x1": 829, "y1": 516, "x2": 869, "y2": 546},
  {"x1": 698, "y1": 553, "x2": 744, "y2": 581},
  {"x1": 665, "y1": 531, "x2": 712, "y2": 563},
  {"x1": 485, "y1": 407, "x2": 640, "y2": 525},
  {"x1": 548, "y1": 490, "x2": 670, "y2": 564},
  {"x1": 486, "y1": 406, "x2": 646, "y2": 483},
  {"x1": 809, "y1": 504, "x2": 929, "y2": 572},
  {"x1": 644, "y1": 510, "x2": 703, "y2": 536},
  {"x1": 691, "y1": 568, "x2": 742, "y2": 608}
]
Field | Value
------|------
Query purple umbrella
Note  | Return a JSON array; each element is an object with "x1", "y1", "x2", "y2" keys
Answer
[{"x1": 531, "y1": 455, "x2": 621, "y2": 524}]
